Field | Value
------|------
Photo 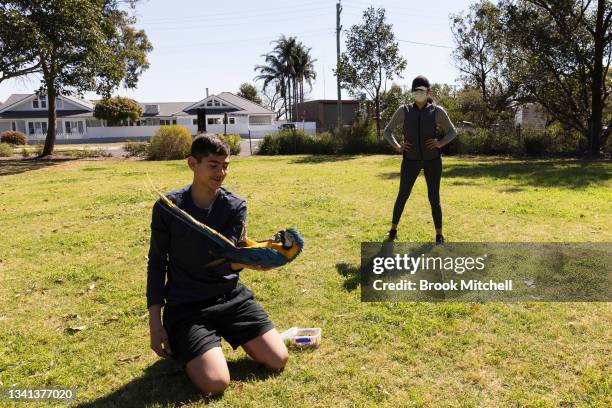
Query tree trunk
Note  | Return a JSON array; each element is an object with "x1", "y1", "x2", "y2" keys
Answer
[
  {"x1": 589, "y1": 0, "x2": 605, "y2": 156},
  {"x1": 375, "y1": 92, "x2": 381, "y2": 139},
  {"x1": 286, "y1": 78, "x2": 291, "y2": 122},
  {"x1": 41, "y1": 84, "x2": 56, "y2": 157}
]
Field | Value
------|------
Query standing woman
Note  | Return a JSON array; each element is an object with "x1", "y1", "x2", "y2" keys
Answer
[{"x1": 383, "y1": 75, "x2": 457, "y2": 243}]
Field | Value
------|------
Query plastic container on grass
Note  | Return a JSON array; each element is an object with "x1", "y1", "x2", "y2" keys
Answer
[{"x1": 280, "y1": 327, "x2": 321, "y2": 348}]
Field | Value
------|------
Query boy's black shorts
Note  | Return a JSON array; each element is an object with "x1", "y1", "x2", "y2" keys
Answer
[{"x1": 162, "y1": 283, "x2": 275, "y2": 367}]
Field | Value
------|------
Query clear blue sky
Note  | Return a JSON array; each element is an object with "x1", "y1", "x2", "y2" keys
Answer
[{"x1": 0, "y1": 0, "x2": 472, "y2": 104}]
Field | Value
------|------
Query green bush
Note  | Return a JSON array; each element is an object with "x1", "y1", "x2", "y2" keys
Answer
[
  {"x1": 21, "y1": 148, "x2": 30, "y2": 158},
  {"x1": 0, "y1": 130, "x2": 27, "y2": 146},
  {"x1": 0, "y1": 142, "x2": 13, "y2": 157},
  {"x1": 34, "y1": 144, "x2": 44, "y2": 156},
  {"x1": 124, "y1": 141, "x2": 149, "y2": 157},
  {"x1": 451, "y1": 127, "x2": 518, "y2": 155},
  {"x1": 258, "y1": 122, "x2": 393, "y2": 156},
  {"x1": 258, "y1": 129, "x2": 336, "y2": 155},
  {"x1": 148, "y1": 125, "x2": 192, "y2": 160},
  {"x1": 335, "y1": 118, "x2": 392, "y2": 154},
  {"x1": 64, "y1": 148, "x2": 112, "y2": 158},
  {"x1": 217, "y1": 134, "x2": 242, "y2": 155}
]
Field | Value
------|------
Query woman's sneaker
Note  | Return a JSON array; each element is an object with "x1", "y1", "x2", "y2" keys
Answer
[
  {"x1": 436, "y1": 234, "x2": 445, "y2": 245},
  {"x1": 386, "y1": 229, "x2": 398, "y2": 241}
]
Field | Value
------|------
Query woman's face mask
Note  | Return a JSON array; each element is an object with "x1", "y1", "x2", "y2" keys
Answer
[{"x1": 412, "y1": 89, "x2": 428, "y2": 102}]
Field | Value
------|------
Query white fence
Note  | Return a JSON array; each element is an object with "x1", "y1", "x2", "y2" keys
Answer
[{"x1": 28, "y1": 121, "x2": 317, "y2": 141}]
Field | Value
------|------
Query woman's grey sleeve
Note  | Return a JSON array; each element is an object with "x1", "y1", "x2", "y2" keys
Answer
[
  {"x1": 435, "y1": 105, "x2": 457, "y2": 145},
  {"x1": 383, "y1": 106, "x2": 405, "y2": 146}
]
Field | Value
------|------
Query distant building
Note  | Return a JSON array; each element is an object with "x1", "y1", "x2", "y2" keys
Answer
[
  {"x1": 297, "y1": 99, "x2": 361, "y2": 132},
  {"x1": 515, "y1": 103, "x2": 549, "y2": 129}
]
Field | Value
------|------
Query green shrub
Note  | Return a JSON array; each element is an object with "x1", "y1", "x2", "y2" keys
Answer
[
  {"x1": 148, "y1": 125, "x2": 192, "y2": 160},
  {"x1": 0, "y1": 142, "x2": 13, "y2": 157},
  {"x1": 335, "y1": 118, "x2": 392, "y2": 154},
  {"x1": 0, "y1": 130, "x2": 27, "y2": 146},
  {"x1": 309, "y1": 132, "x2": 338, "y2": 154},
  {"x1": 258, "y1": 129, "x2": 333, "y2": 155},
  {"x1": 34, "y1": 144, "x2": 44, "y2": 156},
  {"x1": 217, "y1": 134, "x2": 242, "y2": 155},
  {"x1": 64, "y1": 148, "x2": 112, "y2": 158},
  {"x1": 21, "y1": 148, "x2": 30, "y2": 158},
  {"x1": 521, "y1": 129, "x2": 549, "y2": 156},
  {"x1": 258, "y1": 124, "x2": 392, "y2": 156},
  {"x1": 124, "y1": 141, "x2": 149, "y2": 157},
  {"x1": 451, "y1": 127, "x2": 517, "y2": 155}
]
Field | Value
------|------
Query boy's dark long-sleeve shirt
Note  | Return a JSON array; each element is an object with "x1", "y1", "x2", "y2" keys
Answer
[{"x1": 146, "y1": 184, "x2": 246, "y2": 308}]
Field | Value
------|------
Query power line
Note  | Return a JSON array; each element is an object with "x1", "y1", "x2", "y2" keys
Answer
[
  {"x1": 397, "y1": 39, "x2": 454, "y2": 49},
  {"x1": 138, "y1": 11, "x2": 333, "y2": 32},
  {"x1": 138, "y1": 1, "x2": 332, "y2": 24},
  {"x1": 153, "y1": 29, "x2": 333, "y2": 53}
]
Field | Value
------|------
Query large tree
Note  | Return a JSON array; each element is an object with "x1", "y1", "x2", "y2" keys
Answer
[
  {"x1": 237, "y1": 82, "x2": 262, "y2": 105},
  {"x1": 0, "y1": 0, "x2": 152, "y2": 156},
  {"x1": 336, "y1": 7, "x2": 407, "y2": 138},
  {"x1": 450, "y1": 0, "x2": 521, "y2": 125},
  {"x1": 502, "y1": 0, "x2": 612, "y2": 155}
]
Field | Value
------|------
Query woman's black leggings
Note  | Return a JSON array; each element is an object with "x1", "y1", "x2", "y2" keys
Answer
[{"x1": 392, "y1": 157, "x2": 442, "y2": 228}]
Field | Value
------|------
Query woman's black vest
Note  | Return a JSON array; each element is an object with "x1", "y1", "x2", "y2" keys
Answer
[{"x1": 402, "y1": 103, "x2": 441, "y2": 161}]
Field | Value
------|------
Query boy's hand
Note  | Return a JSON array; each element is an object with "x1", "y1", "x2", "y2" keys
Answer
[{"x1": 149, "y1": 321, "x2": 173, "y2": 359}]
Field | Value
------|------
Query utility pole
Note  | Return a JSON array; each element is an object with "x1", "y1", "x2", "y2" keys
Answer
[{"x1": 336, "y1": 0, "x2": 342, "y2": 129}]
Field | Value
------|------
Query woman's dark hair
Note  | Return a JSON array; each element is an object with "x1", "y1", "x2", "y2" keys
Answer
[{"x1": 190, "y1": 134, "x2": 230, "y2": 162}]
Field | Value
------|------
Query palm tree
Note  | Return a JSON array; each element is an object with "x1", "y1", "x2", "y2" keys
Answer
[
  {"x1": 254, "y1": 35, "x2": 317, "y2": 122},
  {"x1": 254, "y1": 53, "x2": 288, "y2": 119},
  {"x1": 293, "y1": 43, "x2": 317, "y2": 119}
]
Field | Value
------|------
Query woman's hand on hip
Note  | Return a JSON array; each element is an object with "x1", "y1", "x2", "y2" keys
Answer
[
  {"x1": 425, "y1": 139, "x2": 442, "y2": 150},
  {"x1": 394, "y1": 142, "x2": 412, "y2": 153}
]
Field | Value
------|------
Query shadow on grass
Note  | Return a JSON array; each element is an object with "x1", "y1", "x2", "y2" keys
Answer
[
  {"x1": 378, "y1": 159, "x2": 611, "y2": 188},
  {"x1": 289, "y1": 155, "x2": 357, "y2": 164},
  {"x1": 336, "y1": 263, "x2": 361, "y2": 292},
  {"x1": 0, "y1": 158, "x2": 75, "y2": 176},
  {"x1": 76, "y1": 357, "x2": 278, "y2": 407}
]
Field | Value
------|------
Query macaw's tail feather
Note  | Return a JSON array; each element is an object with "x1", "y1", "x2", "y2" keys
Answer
[
  {"x1": 155, "y1": 191, "x2": 305, "y2": 269},
  {"x1": 155, "y1": 191, "x2": 235, "y2": 249}
]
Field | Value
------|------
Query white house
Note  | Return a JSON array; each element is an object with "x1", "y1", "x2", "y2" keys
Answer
[
  {"x1": 0, "y1": 94, "x2": 95, "y2": 139},
  {"x1": 0, "y1": 92, "x2": 314, "y2": 141}
]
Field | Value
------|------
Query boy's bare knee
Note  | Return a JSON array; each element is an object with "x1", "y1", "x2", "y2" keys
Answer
[
  {"x1": 265, "y1": 350, "x2": 289, "y2": 371},
  {"x1": 192, "y1": 373, "x2": 230, "y2": 396}
]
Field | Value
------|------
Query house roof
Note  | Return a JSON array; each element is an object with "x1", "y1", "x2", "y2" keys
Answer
[
  {"x1": 216, "y1": 92, "x2": 275, "y2": 115},
  {"x1": 1, "y1": 94, "x2": 31, "y2": 110},
  {"x1": 184, "y1": 92, "x2": 275, "y2": 115},
  {"x1": 137, "y1": 102, "x2": 193, "y2": 117},
  {"x1": 0, "y1": 93, "x2": 94, "y2": 112}
]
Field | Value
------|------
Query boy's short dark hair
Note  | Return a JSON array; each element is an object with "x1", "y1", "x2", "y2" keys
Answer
[{"x1": 190, "y1": 134, "x2": 230, "y2": 162}]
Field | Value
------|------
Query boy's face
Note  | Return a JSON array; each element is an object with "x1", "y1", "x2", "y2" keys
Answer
[{"x1": 188, "y1": 154, "x2": 230, "y2": 191}]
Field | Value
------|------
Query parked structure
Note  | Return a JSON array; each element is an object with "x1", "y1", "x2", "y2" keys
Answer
[{"x1": 297, "y1": 99, "x2": 361, "y2": 132}]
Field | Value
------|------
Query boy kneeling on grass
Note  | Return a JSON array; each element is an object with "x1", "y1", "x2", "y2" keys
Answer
[{"x1": 146, "y1": 134, "x2": 288, "y2": 396}]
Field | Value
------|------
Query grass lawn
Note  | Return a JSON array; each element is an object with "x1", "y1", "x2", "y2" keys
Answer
[{"x1": 0, "y1": 155, "x2": 610, "y2": 407}]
